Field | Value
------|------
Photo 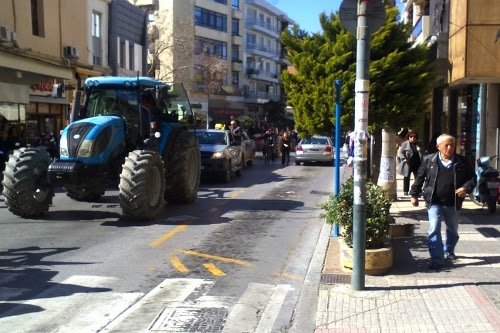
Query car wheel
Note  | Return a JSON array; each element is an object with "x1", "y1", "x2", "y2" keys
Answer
[{"x1": 295, "y1": 159, "x2": 300, "y2": 166}]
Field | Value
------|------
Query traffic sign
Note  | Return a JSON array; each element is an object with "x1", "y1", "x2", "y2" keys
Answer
[{"x1": 339, "y1": 0, "x2": 386, "y2": 35}]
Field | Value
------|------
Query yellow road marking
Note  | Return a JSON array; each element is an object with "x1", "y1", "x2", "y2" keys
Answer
[
  {"x1": 149, "y1": 223, "x2": 191, "y2": 248},
  {"x1": 230, "y1": 189, "x2": 246, "y2": 199},
  {"x1": 172, "y1": 248, "x2": 254, "y2": 267},
  {"x1": 169, "y1": 255, "x2": 190, "y2": 273},
  {"x1": 203, "y1": 263, "x2": 226, "y2": 276}
]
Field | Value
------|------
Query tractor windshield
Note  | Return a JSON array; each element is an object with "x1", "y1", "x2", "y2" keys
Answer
[{"x1": 84, "y1": 88, "x2": 138, "y2": 118}]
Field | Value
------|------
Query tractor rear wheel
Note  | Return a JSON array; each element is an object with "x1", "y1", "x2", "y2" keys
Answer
[
  {"x1": 164, "y1": 135, "x2": 200, "y2": 204},
  {"x1": 2, "y1": 148, "x2": 54, "y2": 217},
  {"x1": 119, "y1": 150, "x2": 165, "y2": 220}
]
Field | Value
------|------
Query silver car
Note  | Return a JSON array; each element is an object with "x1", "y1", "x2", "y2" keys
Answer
[{"x1": 295, "y1": 136, "x2": 334, "y2": 166}]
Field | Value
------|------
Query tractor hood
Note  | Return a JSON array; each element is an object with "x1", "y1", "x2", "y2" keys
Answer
[{"x1": 59, "y1": 116, "x2": 126, "y2": 163}]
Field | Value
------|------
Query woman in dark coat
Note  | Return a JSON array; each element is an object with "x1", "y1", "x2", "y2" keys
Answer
[{"x1": 280, "y1": 131, "x2": 291, "y2": 166}]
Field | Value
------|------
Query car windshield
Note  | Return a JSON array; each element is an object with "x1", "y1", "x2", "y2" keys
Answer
[
  {"x1": 301, "y1": 138, "x2": 329, "y2": 145},
  {"x1": 196, "y1": 132, "x2": 227, "y2": 145}
]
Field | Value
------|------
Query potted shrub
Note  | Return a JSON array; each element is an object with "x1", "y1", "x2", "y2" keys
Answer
[{"x1": 320, "y1": 177, "x2": 395, "y2": 275}]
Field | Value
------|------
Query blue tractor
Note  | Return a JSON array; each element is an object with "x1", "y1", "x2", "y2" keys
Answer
[{"x1": 2, "y1": 76, "x2": 201, "y2": 220}]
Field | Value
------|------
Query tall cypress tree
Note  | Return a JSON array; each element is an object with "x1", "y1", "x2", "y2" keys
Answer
[{"x1": 281, "y1": 7, "x2": 436, "y2": 137}]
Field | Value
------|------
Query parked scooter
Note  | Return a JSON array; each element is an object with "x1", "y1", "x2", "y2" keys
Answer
[{"x1": 469, "y1": 155, "x2": 500, "y2": 213}]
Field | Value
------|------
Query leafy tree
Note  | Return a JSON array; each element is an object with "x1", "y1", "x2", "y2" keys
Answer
[{"x1": 281, "y1": 7, "x2": 436, "y2": 180}]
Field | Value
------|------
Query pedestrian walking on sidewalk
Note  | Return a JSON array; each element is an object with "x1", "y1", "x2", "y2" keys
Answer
[
  {"x1": 398, "y1": 130, "x2": 422, "y2": 196},
  {"x1": 409, "y1": 134, "x2": 475, "y2": 270}
]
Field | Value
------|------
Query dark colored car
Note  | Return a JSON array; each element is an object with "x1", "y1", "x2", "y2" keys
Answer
[{"x1": 194, "y1": 129, "x2": 244, "y2": 183}]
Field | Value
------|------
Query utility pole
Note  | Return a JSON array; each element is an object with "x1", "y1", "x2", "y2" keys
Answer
[
  {"x1": 339, "y1": 0, "x2": 385, "y2": 290},
  {"x1": 352, "y1": 0, "x2": 370, "y2": 291}
]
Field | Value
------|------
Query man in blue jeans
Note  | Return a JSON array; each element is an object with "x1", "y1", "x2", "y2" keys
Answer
[{"x1": 410, "y1": 134, "x2": 475, "y2": 270}]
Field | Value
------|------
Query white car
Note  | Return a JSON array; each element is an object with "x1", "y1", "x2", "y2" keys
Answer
[{"x1": 295, "y1": 136, "x2": 334, "y2": 166}]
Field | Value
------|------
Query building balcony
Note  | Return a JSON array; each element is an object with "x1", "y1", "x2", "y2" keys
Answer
[
  {"x1": 244, "y1": 91, "x2": 281, "y2": 103},
  {"x1": 231, "y1": 60, "x2": 243, "y2": 71},
  {"x1": 245, "y1": 43, "x2": 279, "y2": 60},
  {"x1": 245, "y1": 17, "x2": 280, "y2": 39}
]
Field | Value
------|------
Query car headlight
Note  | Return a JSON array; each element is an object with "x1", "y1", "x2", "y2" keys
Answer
[
  {"x1": 78, "y1": 140, "x2": 95, "y2": 158},
  {"x1": 212, "y1": 151, "x2": 225, "y2": 159}
]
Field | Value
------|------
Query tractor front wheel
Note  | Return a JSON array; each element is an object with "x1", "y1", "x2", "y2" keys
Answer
[
  {"x1": 119, "y1": 150, "x2": 165, "y2": 220},
  {"x1": 2, "y1": 148, "x2": 54, "y2": 217}
]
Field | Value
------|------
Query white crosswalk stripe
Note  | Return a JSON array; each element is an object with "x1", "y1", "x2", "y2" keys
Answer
[
  {"x1": 0, "y1": 276, "x2": 292, "y2": 333},
  {"x1": 0, "y1": 276, "x2": 143, "y2": 333}
]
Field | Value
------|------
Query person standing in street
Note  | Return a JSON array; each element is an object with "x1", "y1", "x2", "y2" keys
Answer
[
  {"x1": 409, "y1": 134, "x2": 475, "y2": 270},
  {"x1": 280, "y1": 131, "x2": 291, "y2": 166},
  {"x1": 398, "y1": 130, "x2": 423, "y2": 195}
]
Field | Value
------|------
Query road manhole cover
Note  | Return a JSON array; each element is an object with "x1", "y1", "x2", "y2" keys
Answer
[{"x1": 150, "y1": 306, "x2": 228, "y2": 332}]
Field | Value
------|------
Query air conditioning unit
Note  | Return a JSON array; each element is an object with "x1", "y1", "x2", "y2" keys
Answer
[
  {"x1": 0, "y1": 26, "x2": 11, "y2": 42},
  {"x1": 64, "y1": 46, "x2": 80, "y2": 59}
]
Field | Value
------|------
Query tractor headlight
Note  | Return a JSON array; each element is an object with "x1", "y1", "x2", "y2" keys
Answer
[
  {"x1": 59, "y1": 136, "x2": 68, "y2": 157},
  {"x1": 78, "y1": 140, "x2": 95, "y2": 158}
]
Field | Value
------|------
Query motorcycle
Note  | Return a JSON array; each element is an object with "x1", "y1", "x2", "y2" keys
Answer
[{"x1": 469, "y1": 155, "x2": 500, "y2": 213}]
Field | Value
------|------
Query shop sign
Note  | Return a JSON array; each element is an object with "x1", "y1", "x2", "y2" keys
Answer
[
  {"x1": 30, "y1": 81, "x2": 64, "y2": 98},
  {"x1": 31, "y1": 82, "x2": 54, "y2": 93}
]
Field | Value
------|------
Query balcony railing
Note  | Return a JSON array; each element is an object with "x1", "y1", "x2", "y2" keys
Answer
[
  {"x1": 245, "y1": 43, "x2": 279, "y2": 57},
  {"x1": 245, "y1": 17, "x2": 279, "y2": 34},
  {"x1": 244, "y1": 91, "x2": 280, "y2": 102}
]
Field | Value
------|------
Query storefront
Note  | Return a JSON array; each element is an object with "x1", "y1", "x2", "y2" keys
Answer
[{"x1": 26, "y1": 81, "x2": 69, "y2": 147}]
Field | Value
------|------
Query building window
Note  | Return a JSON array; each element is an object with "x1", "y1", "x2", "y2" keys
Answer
[
  {"x1": 232, "y1": 71, "x2": 239, "y2": 86},
  {"x1": 214, "y1": 0, "x2": 227, "y2": 4},
  {"x1": 246, "y1": 33, "x2": 256, "y2": 49},
  {"x1": 92, "y1": 12, "x2": 102, "y2": 66},
  {"x1": 194, "y1": 7, "x2": 227, "y2": 32},
  {"x1": 129, "y1": 43, "x2": 134, "y2": 70},
  {"x1": 120, "y1": 41, "x2": 126, "y2": 68},
  {"x1": 195, "y1": 37, "x2": 227, "y2": 59},
  {"x1": 232, "y1": 19, "x2": 239, "y2": 36},
  {"x1": 31, "y1": 0, "x2": 45, "y2": 37},
  {"x1": 232, "y1": 0, "x2": 239, "y2": 9},
  {"x1": 232, "y1": 45, "x2": 239, "y2": 60}
]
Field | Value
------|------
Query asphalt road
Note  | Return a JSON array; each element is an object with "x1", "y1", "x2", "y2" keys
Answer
[{"x1": 0, "y1": 153, "x2": 339, "y2": 332}]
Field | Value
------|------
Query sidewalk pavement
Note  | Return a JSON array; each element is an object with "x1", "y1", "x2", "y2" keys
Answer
[{"x1": 315, "y1": 174, "x2": 500, "y2": 333}]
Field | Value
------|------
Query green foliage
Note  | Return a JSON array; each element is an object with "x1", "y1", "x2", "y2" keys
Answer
[
  {"x1": 319, "y1": 177, "x2": 395, "y2": 249},
  {"x1": 280, "y1": 7, "x2": 437, "y2": 136}
]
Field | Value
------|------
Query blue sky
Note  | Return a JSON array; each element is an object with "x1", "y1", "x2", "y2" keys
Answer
[
  {"x1": 273, "y1": 0, "x2": 406, "y2": 34},
  {"x1": 273, "y1": 0, "x2": 343, "y2": 34}
]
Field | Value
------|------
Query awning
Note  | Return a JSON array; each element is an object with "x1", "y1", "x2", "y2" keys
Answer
[
  {"x1": 74, "y1": 67, "x2": 102, "y2": 77},
  {"x1": 30, "y1": 95, "x2": 69, "y2": 105},
  {"x1": 0, "y1": 52, "x2": 73, "y2": 83}
]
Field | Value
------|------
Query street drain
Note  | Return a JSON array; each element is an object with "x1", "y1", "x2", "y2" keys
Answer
[
  {"x1": 150, "y1": 306, "x2": 228, "y2": 332},
  {"x1": 320, "y1": 273, "x2": 351, "y2": 284}
]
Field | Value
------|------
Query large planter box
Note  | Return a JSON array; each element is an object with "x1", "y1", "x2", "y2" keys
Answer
[{"x1": 339, "y1": 239, "x2": 393, "y2": 276}]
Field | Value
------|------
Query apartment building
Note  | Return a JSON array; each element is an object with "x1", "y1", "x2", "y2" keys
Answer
[
  {"x1": 0, "y1": 0, "x2": 148, "y2": 146},
  {"x1": 135, "y1": 0, "x2": 294, "y2": 127},
  {"x1": 401, "y1": 0, "x2": 500, "y2": 164}
]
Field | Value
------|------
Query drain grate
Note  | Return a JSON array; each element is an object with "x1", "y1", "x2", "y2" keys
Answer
[
  {"x1": 310, "y1": 190, "x2": 332, "y2": 196},
  {"x1": 320, "y1": 273, "x2": 351, "y2": 284},
  {"x1": 150, "y1": 307, "x2": 228, "y2": 332}
]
